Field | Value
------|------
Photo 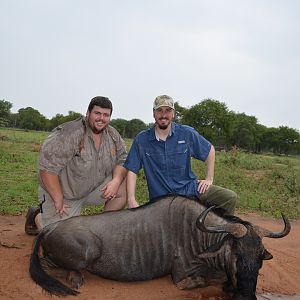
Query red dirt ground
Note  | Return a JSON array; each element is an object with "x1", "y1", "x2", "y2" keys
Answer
[{"x1": 0, "y1": 213, "x2": 299, "y2": 300}]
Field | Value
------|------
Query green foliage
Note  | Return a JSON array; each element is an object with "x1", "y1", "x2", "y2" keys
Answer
[
  {"x1": 127, "y1": 119, "x2": 148, "y2": 138},
  {"x1": 182, "y1": 99, "x2": 232, "y2": 147},
  {"x1": 2, "y1": 98, "x2": 299, "y2": 155},
  {"x1": 110, "y1": 118, "x2": 128, "y2": 137},
  {"x1": 191, "y1": 147, "x2": 300, "y2": 218},
  {"x1": 0, "y1": 129, "x2": 48, "y2": 214},
  {"x1": 0, "y1": 99, "x2": 12, "y2": 118},
  {"x1": 179, "y1": 98, "x2": 300, "y2": 155},
  {"x1": 48, "y1": 111, "x2": 82, "y2": 131},
  {"x1": 0, "y1": 99, "x2": 13, "y2": 127},
  {"x1": 110, "y1": 118, "x2": 148, "y2": 139},
  {"x1": 16, "y1": 107, "x2": 48, "y2": 131},
  {"x1": 230, "y1": 113, "x2": 260, "y2": 151},
  {"x1": 1, "y1": 129, "x2": 299, "y2": 219},
  {"x1": 174, "y1": 101, "x2": 186, "y2": 123}
]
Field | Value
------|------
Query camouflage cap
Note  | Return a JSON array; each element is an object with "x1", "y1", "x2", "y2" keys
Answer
[{"x1": 153, "y1": 95, "x2": 175, "y2": 110}]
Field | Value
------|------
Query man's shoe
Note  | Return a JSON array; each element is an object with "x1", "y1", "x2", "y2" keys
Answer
[{"x1": 25, "y1": 206, "x2": 40, "y2": 235}]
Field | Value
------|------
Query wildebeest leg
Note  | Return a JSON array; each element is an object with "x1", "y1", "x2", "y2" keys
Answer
[
  {"x1": 67, "y1": 270, "x2": 84, "y2": 289},
  {"x1": 171, "y1": 256, "x2": 206, "y2": 289},
  {"x1": 40, "y1": 256, "x2": 69, "y2": 278},
  {"x1": 40, "y1": 251, "x2": 85, "y2": 288},
  {"x1": 42, "y1": 227, "x2": 102, "y2": 290}
]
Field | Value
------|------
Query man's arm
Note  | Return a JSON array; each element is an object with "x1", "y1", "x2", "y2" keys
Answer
[
  {"x1": 197, "y1": 145, "x2": 215, "y2": 194},
  {"x1": 40, "y1": 170, "x2": 70, "y2": 216},
  {"x1": 126, "y1": 170, "x2": 139, "y2": 208},
  {"x1": 101, "y1": 165, "x2": 127, "y2": 200}
]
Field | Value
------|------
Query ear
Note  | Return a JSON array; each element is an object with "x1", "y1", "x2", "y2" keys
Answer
[
  {"x1": 263, "y1": 249, "x2": 273, "y2": 260},
  {"x1": 172, "y1": 109, "x2": 175, "y2": 119}
]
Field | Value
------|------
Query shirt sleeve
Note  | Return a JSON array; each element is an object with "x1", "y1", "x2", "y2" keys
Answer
[
  {"x1": 39, "y1": 127, "x2": 80, "y2": 174},
  {"x1": 123, "y1": 137, "x2": 142, "y2": 174},
  {"x1": 189, "y1": 127, "x2": 212, "y2": 161}
]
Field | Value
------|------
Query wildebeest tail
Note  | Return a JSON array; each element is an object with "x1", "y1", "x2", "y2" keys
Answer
[{"x1": 29, "y1": 230, "x2": 79, "y2": 296}]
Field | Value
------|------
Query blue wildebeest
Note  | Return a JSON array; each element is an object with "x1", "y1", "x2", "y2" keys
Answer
[{"x1": 29, "y1": 196, "x2": 290, "y2": 299}]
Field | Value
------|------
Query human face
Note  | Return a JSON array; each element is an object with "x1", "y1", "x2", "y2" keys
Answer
[
  {"x1": 153, "y1": 106, "x2": 175, "y2": 130},
  {"x1": 86, "y1": 106, "x2": 111, "y2": 134}
]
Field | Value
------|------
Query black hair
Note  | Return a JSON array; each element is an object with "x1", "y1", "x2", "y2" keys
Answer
[{"x1": 88, "y1": 96, "x2": 113, "y2": 115}]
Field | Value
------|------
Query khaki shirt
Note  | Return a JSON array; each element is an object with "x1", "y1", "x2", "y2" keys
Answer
[{"x1": 38, "y1": 117, "x2": 127, "y2": 200}]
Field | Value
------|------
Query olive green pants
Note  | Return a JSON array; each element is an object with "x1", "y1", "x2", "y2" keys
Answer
[{"x1": 199, "y1": 185, "x2": 237, "y2": 215}]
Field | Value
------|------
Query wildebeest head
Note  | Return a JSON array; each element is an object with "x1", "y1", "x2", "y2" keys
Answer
[{"x1": 196, "y1": 206, "x2": 291, "y2": 300}]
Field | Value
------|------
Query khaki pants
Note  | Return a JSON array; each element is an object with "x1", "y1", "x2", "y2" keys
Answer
[
  {"x1": 38, "y1": 176, "x2": 112, "y2": 227},
  {"x1": 199, "y1": 185, "x2": 237, "y2": 215}
]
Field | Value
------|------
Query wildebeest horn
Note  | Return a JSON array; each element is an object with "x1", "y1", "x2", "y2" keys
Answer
[
  {"x1": 253, "y1": 213, "x2": 291, "y2": 238},
  {"x1": 196, "y1": 206, "x2": 247, "y2": 238}
]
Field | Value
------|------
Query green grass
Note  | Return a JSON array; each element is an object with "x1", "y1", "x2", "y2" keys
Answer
[{"x1": 0, "y1": 128, "x2": 299, "y2": 219}]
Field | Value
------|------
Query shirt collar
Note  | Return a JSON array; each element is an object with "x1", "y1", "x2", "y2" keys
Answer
[{"x1": 150, "y1": 122, "x2": 175, "y2": 141}]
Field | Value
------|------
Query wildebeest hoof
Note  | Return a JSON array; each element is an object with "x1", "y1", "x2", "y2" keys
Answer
[
  {"x1": 67, "y1": 271, "x2": 84, "y2": 289},
  {"x1": 176, "y1": 276, "x2": 206, "y2": 289}
]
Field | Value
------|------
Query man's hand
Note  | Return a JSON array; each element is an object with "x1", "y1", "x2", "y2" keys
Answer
[
  {"x1": 197, "y1": 179, "x2": 213, "y2": 194},
  {"x1": 101, "y1": 178, "x2": 120, "y2": 202},
  {"x1": 54, "y1": 201, "x2": 70, "y2": 218}
]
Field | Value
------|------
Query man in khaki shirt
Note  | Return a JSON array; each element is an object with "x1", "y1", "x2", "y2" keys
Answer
[{"x1": 25, "y1": 96, "x2": 128, "y2": 235}]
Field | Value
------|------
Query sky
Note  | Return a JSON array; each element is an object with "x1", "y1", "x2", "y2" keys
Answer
[{"x1": 1, "y1": 0, "x2": 299, "y2": 130}]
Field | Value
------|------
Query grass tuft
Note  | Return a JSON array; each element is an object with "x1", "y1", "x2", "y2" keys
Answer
[{"x1": 0, "y1": 128, "x2": 299, "y2": 219}]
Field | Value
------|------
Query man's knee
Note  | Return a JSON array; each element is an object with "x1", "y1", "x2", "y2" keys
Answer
[
  {"x1": 205, "y1": 186, "x2": 238, "y2": 216},
  {"x1": 223, "y1": 189, "x2": 238, "y2": 215},
  {"x1": 104, "y1": 180, "x2": 127, "y2": 211}
]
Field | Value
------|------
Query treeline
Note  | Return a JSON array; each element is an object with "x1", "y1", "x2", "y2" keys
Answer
[{"x1": 0, "y1": 99, "x2": 299, "y2": 155}]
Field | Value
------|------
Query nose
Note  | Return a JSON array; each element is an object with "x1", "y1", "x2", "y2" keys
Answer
[{"x1": 96, "y1": 113, "x2": 105, "y2": 121}]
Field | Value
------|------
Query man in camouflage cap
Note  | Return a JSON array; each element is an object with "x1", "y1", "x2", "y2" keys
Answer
[{"x1": 124, "y1": 95, "x2": 237, "y2": 215}]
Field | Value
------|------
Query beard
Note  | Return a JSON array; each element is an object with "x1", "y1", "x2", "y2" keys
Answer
[
  {"x1": 157, "y1": 123, "x2": 169, "y2": 130},
  {"x1": 87, "y1": 117, "x2": 106, "y2": 134},
  {"x1": 91, "y1": 126, "x2": 105, "y2": 134},
  {"x1": 156, "y1": 117, "x2": 171, "y2": 130}
]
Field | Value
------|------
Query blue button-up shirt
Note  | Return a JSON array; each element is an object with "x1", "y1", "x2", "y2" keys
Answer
[{"x1": 124, "y1": 122, "x2": 211, "y2": 201}]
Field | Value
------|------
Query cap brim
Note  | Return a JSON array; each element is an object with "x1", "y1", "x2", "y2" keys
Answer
[{"x1": 153, "y1": 105, "x2": 174, "y2": 110}]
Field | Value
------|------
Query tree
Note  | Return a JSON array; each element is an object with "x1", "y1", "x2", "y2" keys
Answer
[
  {"x1": 48, "y1": 114, "x2": 66, "y2": 130},
  {"x1": 230, "y1": 113, "x2": 259, "y2": 151},
  {"x1": 16, "y1": 107, "x2": 47, "y2": 131},
  {"x1": 126, "y1": 119, "x2": 147, "y2": 138},
  {"x1": 64, "y1": 111, "x2": 82, "y2": 122},
  {"x1": 110, "y1": 118, "x2": 128, "y2": 137},
  {"x1": 48, "y1": 111, "x2": 82, "y2": 131},
  {"x1": 110, "y1": 118, "x2": 147, "y2": 138},
  {"x1": 181, "y1": 99, "x2": 232, "y2": 147},
  {"x1": 277, "y1": 126, "x2": 299, "y2": 155},
  {"x1": 174, "y1": 101, "x2": 186, "y2": 123},
  {"x1": 263, "y1": 127, "x2": 281, "y2": 153},
  {"x1": 0, "y1": 99, "x2": 12, "y2": 127}
]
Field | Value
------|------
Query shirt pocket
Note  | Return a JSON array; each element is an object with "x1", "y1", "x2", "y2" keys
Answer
[
  {"x1": 169, "y1": 144, "x2": 188, "y2": 171},
  {"x1": 68, "y1": 151, "x2": 93, "y2": 179}
]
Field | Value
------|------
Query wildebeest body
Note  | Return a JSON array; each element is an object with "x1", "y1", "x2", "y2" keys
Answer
[
  {"x1": 41, "y1": 197, "x2": 226, "y2": 281},
  {"x1": 30, "y1": 196, "x2": 290, "y2": 299}
]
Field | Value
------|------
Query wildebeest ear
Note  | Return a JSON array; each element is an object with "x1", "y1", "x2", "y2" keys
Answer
[{"x1": 263, "y1": 249, "x2": 273, "y2": 260}]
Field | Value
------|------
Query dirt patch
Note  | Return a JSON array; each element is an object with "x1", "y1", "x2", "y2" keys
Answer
[{"x1": 0, "y1": 213, "x2": 299, "y2": 300}]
